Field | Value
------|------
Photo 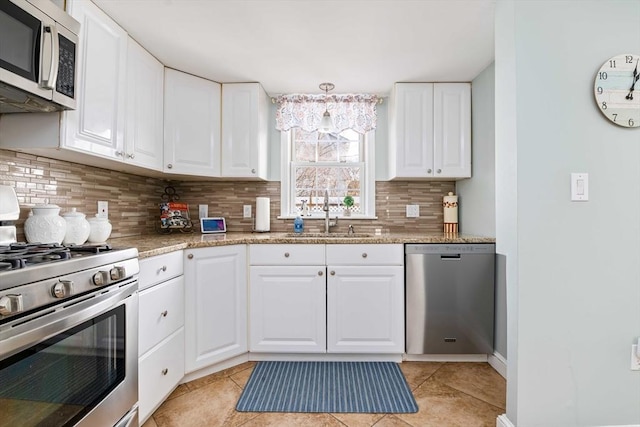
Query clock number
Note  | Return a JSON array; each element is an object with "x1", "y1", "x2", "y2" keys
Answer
[
  {"x1": 599, "y1": 72, "x2": 608, "y2": 80},
  {"x1": 609, "y1": 60, "x2": 616, "y2": 68},
  {"x1": 597, "y1": 87, "x2": 603, "y2": 94},
  {"x1": 612, "y1": 113, "x2": 617, "y2": 121},
  {"x1": 630, "y1": 118, "x2": 635, "y2": 127},
  {"x1": 602, "y1": 102, "x2": 607, "y2": 110},
  {"x1": 626, "y1": 55, "x2": 634, "y2": 64}
]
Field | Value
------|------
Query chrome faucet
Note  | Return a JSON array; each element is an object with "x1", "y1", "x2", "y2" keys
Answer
[{"x1": 323, "y1": 190, "x2": 337, "y2": 234}]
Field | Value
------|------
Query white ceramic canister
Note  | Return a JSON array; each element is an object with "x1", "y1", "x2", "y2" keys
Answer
[
  {"x1": 62, "y1": 208, "x2": 91, "y2": 245},
  {"x1": 24, "y1": 204, "x2": 67, "y2": 244},
  {"x1": 87, "y1": 215, "x2": 112, "y2": 243}
]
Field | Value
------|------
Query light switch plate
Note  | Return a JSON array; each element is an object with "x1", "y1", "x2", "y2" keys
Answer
[
  {"x1": 406, "y1": 204, "x2": 420, "y2": 218},
  {"x1": 97, "y1": 201, "x2": 108, "y2": 218},
  {"x1": 199, "y1": 204, "x2": 208, "y2": 218},
  {"x1": 571, "y1": 173, "x2": 588, "y2": 201}
]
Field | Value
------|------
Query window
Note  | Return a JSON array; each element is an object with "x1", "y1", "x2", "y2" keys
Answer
[{"x1": 280, "y1": 128, "x2": 376, "y2": 218}]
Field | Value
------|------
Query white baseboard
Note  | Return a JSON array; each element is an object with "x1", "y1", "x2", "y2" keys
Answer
[
  {"x1": 181, "y1": 352, "x2": 249, "y2": 383},
  {"x1": 488, "y1": 351, "x2": 507, "y2": 379},
  {"x1": 403, "y1": 354, "x2": 488, "y2": 362},
  {"x1": 249, "y1": 353, "x2": 403, "y2": 363},
  {"x1": 496, "y1": 414, "x2": 515, "y2": 427}
]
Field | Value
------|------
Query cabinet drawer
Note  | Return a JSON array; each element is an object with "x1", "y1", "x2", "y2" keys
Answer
[
  {"x1": 139, "y1": 328, "x2": 185, "y2": 423},
  {"x1": 250, "y1": 244, "x2": 325, "y2": 265},
  {"x1": 326, "y1": 244, "x2": 403, "y2": 266},
  {"x1": 139, "y1": 251, "x2": 183, "y2": 291},
  {"x1": 139, "y1": 276, "x2": 185, "y2": 355}
]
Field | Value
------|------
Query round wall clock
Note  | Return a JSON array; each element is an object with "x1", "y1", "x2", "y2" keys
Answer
[{"x1": 594, "y1": 53, "x2": 640, "y2": 128}]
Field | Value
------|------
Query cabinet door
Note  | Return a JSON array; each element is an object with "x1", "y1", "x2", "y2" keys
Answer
[
  {"x1": 327, "y1": 266, "x2": 404, "y2": 353},
  {"x1": 125, "y1": 38, "x2": 163, "y2": 170},
  {"x1": 184, "y1": 245, "x2": 246, "y2": 372},
  {"x1": 164, "y1": 69, "x2": 221, "y2": 176},
  {"x1": 64, "y1": 0, "x2": 127, "y2": 159},
  {"x1": 389, "y1": 83, "x2": 434, "y2": 178},
  {"x1": 249, "y1": 266, "x2": 326, "y2": 353},
  {"x1": 221, "y1": 83, "x2": 268, "y2": 179},
  {"x1": 433, "y1": 83, "x2": 471, "y2": 178}
]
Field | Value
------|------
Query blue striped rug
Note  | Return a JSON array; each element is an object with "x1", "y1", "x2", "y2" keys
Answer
[{"x1": 235, "y1": 361, "x2": 418, "y2": 413}]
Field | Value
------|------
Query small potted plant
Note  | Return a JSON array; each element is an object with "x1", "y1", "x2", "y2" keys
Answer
[{"x1": 342, "y1": 195, "x2": 354, "y2": 216}]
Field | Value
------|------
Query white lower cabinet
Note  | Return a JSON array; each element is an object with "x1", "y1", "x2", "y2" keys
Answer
[
  {"x1": 138, "y1": 329, "x2": 185, "y2": 422},
  {"x1": 138, "y1": 252, "x2": 185, "y2": 424},
  {"x1": 327, "y1": 265, "x2": 404, "y2": 353},
  {"x1": 184, "y1": 245, "x2": 247, "y2": 372},
  {"x1": 249, "y1": 244, "x2": 404, "y2": 354},
  {"x1": 250, "y1": 266, "x2": 326, "y2": 352}
]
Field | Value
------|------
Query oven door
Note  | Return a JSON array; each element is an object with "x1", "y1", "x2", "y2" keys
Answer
[{"x1": 0, "y1": 280, "x2": 138, "y2": 427}]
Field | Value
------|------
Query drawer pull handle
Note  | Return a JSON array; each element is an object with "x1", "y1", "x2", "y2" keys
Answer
[
  {"x1": 284, "y1": 252, "x2": 290, "y2": 258},
  {"x1": 318, "y1": 271, "x2": 323, "y2": 276},
  {"x1": 362, "y1": 253, "x2": 368, "y2": 258},
  {"x1": 330, "y1": 271, "x2": 335, "y2": 276},
  {"x1": 161, "y1": 310, "x2": 168, "y2": 317},
  {"x1": 159, "y1": 265, "x2": 167, "y2": 273},
  {"x1": 162, "y1": 368, "x2": 168, "y2": 375},
  {"x1": 187, "y1": 254, "x2": 194, "y2": 259}
]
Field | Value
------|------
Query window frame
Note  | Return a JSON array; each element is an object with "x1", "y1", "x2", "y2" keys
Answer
[{"x1": 279, "y1": 129, "x2": 376, "y2": 219}]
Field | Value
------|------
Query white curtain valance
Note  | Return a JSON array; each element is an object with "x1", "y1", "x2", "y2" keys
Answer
[{"x1": 275, "y1": 93, "x2": 379, "y2": 134}]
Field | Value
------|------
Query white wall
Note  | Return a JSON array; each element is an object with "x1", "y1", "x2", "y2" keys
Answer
[{"x1": 496, "y1": 1, "x2": 640, "y2": 426}]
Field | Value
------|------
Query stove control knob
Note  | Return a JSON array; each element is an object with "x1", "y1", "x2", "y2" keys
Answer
[
  {"x1": 93, "y1": 271, "x2": 109, "y2": 286},
  {"x1": 0, "y1": 294, "x2": 24, "y2": 316},
  {"x1": 110, "y1": 266, "x2": 127, "y2": 281},
  {"x1": 52, "y1": 280, "x2": 74, "y2": 299}
]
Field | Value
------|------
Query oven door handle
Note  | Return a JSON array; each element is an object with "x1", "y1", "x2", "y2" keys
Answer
[{"x1": 1, "y1": 280, "x2": 137, "y2": 360}]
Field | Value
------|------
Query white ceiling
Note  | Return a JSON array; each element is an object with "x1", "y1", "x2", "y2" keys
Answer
[{"x1": 92, "y1": 0, "x2": 496, "y2": 96}]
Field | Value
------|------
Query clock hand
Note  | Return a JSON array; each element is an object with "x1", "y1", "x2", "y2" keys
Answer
[{"x1": 626, "y1": 59, "x2": 639, "y2": 100}]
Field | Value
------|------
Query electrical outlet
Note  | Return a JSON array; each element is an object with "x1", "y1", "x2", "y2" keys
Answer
[
  {"x1": 97, "y1": 201, "x2": 108, "y2": 219},
  {"x1": 199, "y1": 204, "x2": 208, "y2": 218},
  {"x1": 632, "y1": 344, "x2": 640, "y2": 371},
  {"x1": 243, "y1": 205, "x2": 252, "y2": 218},
  {"x1": 406, "y1": 204, "x2": 420, "y2": 218}
]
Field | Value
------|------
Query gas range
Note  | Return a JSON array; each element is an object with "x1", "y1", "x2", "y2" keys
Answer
[{"x1": 0, "y1": 242, "x2": 139, "y2": 323}]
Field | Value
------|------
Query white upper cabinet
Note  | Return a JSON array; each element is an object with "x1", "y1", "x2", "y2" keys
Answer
[
  {"x1": 221, "y1": 83, "x2": 269, "y2": 180},
  {"x1": 125, "y1": 38, "x2": 164, "y2": 170},
  {"x1": 63, "y1": 0, "x2": 127, "y2": 159},
  {"x1": 389, "y1": 82, "x2": 470, "y2": 179},
  {"x1": 164, "y1": 69, "x2": 221, "y2": 177},
  {"x1": 433, "y1": 83, "x2": 471, "y2": 178}
]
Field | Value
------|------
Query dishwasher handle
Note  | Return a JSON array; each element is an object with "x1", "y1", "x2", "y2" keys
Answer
[{"x1": 440, "y1": 254, "x2": 461, "y2": 260}]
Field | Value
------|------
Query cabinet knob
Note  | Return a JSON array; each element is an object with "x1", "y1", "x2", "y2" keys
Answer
[
  {"x1": 167, "y1": 164, "x2": 173, "y2": 169},
  {"x1": 115, "y1": 151, "x2": 124, "y2": 157},
  {"x1": 318, "y1": 271, "x2": 323, "y2": 276},
  {"x1": 330, "y1": 271, "x2": 335, "y2": 276},
  {"x1": 362, "y1": 253, "x2": 368, "y2": 258},
  {"x1": 161, "y1": 310, "x2": 168, "y2": 317},
  {"x1": 251, "y1": 168, "x2": 256, "y2": 174},
  {"x1": 436, "y1": 168, "x2": 442, "y2": 174},
  {"x1": 127, "y1": 153, "x2": 135, "y2": 159},
  {"x1": 284, "y1": 252, "x2": 290, "y2": 258},
  {"x1": 427, "y1": 168, "x2": 432, "y2": 174},
  {"x1": 162, "y1": 368, "x2": 168, "y2": 376},
  {"x1": 187, "y1": 254, "x2": 194, "y2": 259},
  {"x1": 158, "y1": 265, "x2": 167, "y2": 273}
]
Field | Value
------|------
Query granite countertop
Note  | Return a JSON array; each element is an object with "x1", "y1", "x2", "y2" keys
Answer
[{"x1": 109, "y1": 232, "x2": 495, "y2": 259}]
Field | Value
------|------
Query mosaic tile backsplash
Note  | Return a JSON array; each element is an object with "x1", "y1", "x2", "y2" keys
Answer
[{"x1": 0, "y1": 149, "x2": 455, "y2": 240}]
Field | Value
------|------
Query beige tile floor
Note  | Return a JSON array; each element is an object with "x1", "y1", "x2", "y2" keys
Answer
[{"x1": 142, "y1": 361, "x2": 506, "y2": 427}]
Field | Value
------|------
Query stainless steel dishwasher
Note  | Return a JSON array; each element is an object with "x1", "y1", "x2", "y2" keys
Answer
[{"x1": 405, "y1": 243, "x2": 495, "y2": 355}]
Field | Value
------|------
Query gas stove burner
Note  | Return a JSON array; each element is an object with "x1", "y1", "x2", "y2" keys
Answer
[{"x1": 0, "y1": 242, "x2": 115, "y2": 270}]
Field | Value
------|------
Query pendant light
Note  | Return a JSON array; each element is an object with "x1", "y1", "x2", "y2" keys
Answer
[{"x1": 318, "y1": 82, "x2": 335, "y2": 133}]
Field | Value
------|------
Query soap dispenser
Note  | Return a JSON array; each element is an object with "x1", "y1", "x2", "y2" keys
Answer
[{"x1": 294, "y1": 216, "x2": 304, "y2": 233}]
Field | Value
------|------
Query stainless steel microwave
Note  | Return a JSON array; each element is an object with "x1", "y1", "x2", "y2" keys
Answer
[{"x1": 0, "y1": 0, "x2": 80, "y2": 113}]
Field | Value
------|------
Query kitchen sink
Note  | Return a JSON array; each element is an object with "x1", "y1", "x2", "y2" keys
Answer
[{"x1": 282, "y1": 232, "x2": 375, "y2": 239}]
